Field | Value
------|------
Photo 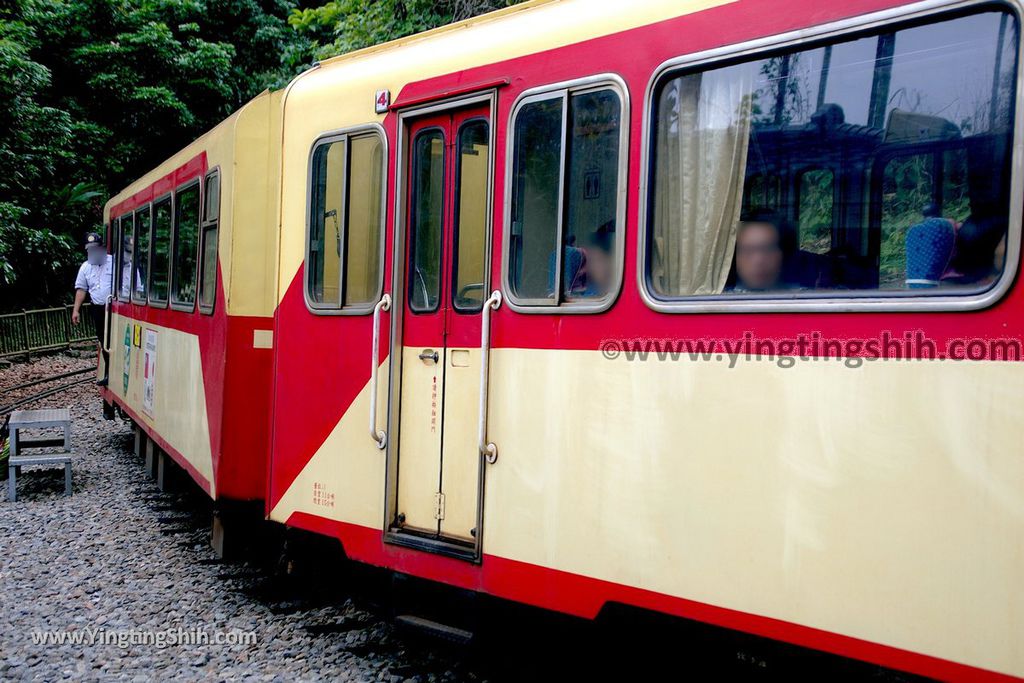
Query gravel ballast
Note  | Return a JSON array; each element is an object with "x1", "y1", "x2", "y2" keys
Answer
[{"x1": 0, "y1": 352, "x2": 483, "y2": 682}]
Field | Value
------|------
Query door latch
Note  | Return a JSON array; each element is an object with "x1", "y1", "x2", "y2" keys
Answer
[{"x1": 419, "y1": 349, "x2": 439, "y2": 364}]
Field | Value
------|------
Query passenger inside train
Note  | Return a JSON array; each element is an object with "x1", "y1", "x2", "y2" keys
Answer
[
  {"x1": 728, "y1": 213, "x2": 791, "y2": 293},
  {"x1": 580, "y1": 220, "x2": 615, "y2": 298}
]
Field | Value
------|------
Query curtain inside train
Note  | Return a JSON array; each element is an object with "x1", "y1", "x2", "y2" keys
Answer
[{"x1": 650, "y1": 68, "x2": 753, "y2": 296}]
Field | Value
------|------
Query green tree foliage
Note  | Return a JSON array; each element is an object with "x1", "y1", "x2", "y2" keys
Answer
[
  {"x1": 0, "y1": 0, "x2": 301, "y2": 311},
  {"x1": 0, "y1": 1, "x2": 77, "y2": 308},
  {"x1": 288, "y1": 0, "x2": 519, "y2": 62},
  {"x1": 0, "y1": 0, "x2": 518, "y2": 312}
]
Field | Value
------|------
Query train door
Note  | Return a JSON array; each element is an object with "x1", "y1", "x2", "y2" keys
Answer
[{"x1": 391, "y1": 101, "x2": 492, "y2": 552}]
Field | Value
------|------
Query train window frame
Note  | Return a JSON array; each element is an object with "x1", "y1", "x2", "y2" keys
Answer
[
  {"x1": 170, "y1": 178, "x2": 202, "y2": 313},
  {"x1": 111, "y1": 215, "x2": 122, "y2": 302},
  {"x1": 406, "y1": 126, "x2": 447, "y2": 315},
  {"x1": 148, "y1": 192, "x2": 173, "y2": 309},
  {"x1": 115, "y1": 213, "x2": 133, "y2": 303},
  {"x1": 637, "y1": 0, "x2": 1023, "y2": 314},
  {"x1": 198, "y1": 168, "x2": 221, "y2": 315},
  {"x1": 303, "y1": 123, "x2": 388, "y2": 316},
  {"x1": 501, "y1": 74, "x2": 630, "y2": 314},
  {"x1": 131, "y1": 204, "x2": 151, "y2": 305},
  {"x1": 451, "y1": 116, "x2": 492, "y2": 314}
]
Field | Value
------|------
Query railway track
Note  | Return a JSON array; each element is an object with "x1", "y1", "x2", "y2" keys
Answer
[{"x1": 0, "y1": 366, "x2": 95, "y2": 417}]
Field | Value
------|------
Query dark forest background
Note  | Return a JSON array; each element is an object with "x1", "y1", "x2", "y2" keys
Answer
[{"x1": 0, "y1": 0, "x2": 517, "y2": 311}]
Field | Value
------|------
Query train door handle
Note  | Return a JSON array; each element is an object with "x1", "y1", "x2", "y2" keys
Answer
[
  {"x1": 478, "y1": 290, "x2": 502, "y2": 464},
  {"x1": 102, "y1": 294, "x2": 114, "y2": 354},
  {"x1": 418, "y1": 349, "x2": 439, "y2": 364},
  {"x1": 369, "y1": 293, "x2": 391, "y2": 450}
]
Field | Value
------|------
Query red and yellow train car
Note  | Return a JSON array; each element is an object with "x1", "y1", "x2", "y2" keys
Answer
[
  {"x1": 101, "y1": 89, "x2": 282, "y2": 502},
  {"x1": 265, "y1": 0, "x2": 1024, "y2": 681},
  {"x1": 94, "y1": 0, "x2": 1024, "y2": 679}
]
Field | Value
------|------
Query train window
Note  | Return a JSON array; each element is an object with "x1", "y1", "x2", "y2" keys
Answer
[
  {"x1": 132, "y1": 205, "x2": 150, "y2": 304},
  {"x1": 506, "y1": 79, "x2": 626, "y2": 310},
  {"x1": 408, "y1": 129, "x2": 445, "y2": 313},
  {"x1": 453, "y1": 119, "x2": 490, "y2": 312},
  {"x1": 171, "y1": 181, "x2": 200, "y2": 310},
  {"x1": 645, "y1": 9, "x2": 1018, "y2": 305},
  {"x1": 116, "y1": 214, "x2": 133, "y2": 302},
  {"x1": 309, "y1": 140, "x2": 345, "y2": 306},
  {"x1": 110, "y1": 216, "x2": 121, "y2": 299},
  {"x1": 306, "y1": 128, "x2": 386, "y2": 313},
  {"x1": 344, "y1": 134, "x2": 384, "y2": 307},
  {"x1": 198, "y1": 170, "x2": 220, "y2": 314},
  {"x1": 150, "y1": 197, "x2": 172, "y2": 305}
]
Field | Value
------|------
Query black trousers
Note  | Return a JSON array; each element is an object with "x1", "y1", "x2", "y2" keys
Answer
[{"x1": 89, "y1": 303, "x2": 109, "y2": 375}]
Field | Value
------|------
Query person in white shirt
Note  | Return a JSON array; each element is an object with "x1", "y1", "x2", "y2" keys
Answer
[{"x1": 72, "y1": 232, "x2": 113, "y2": 385}]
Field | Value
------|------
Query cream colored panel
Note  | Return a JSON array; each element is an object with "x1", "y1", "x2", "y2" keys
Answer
[
  {"x1": 396, "y1": 346, "x2": 444, "y2": 533},
  {"x1": 269, "y1": 358, "x2": 390, "y2": 526},
  {"x1": 253, "y1": 329, "x2": 273, "y2": 349},
  {"x1": 107, "y1": 312, "x2": 216, "y2": 495},
  {"x1": 483, "y1": 350, "x2": 1024, "y2": 678},
  {"x1": 230, "y1": 90, "x2": 282, "y2": 318},
  {"x1": 439, "y1": 346, "x2": 482, "y2": 540}
]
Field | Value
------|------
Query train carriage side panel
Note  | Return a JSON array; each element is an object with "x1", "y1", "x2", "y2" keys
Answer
[
  {"x1": 266, "y1": 0, "x2": 1024, "y2": 681},
  {"x1": 102, "y1": 89, "x2": 280, "y2": 502},
  {"x1": 103, "y1": 123, "x2": 235, "y2": 496}
]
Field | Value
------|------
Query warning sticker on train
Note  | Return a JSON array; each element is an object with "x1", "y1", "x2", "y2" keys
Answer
[{"x1": 143, "y1": 329, "x2": 157, "y2": 417}]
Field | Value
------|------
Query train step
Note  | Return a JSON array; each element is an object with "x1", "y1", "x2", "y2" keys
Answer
[
  {"x1": 393, "y1": 614, "x2": 474, "y2": 645},
  {"x1": 13, "y1": 436, "x2": 68, "y2": 450}
]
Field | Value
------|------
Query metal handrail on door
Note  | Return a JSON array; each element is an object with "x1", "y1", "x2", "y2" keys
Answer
[
  {"x1": 369, "y1": 294, "x2": 392, "y2": 449},
  {"x1": 478, "y1": 290, "x2": 502, "y2": 464}
]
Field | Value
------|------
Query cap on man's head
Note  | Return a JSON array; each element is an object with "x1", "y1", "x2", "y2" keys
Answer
[{"x1": 84, "y1": 232, "x2": 103, "y2": 249}]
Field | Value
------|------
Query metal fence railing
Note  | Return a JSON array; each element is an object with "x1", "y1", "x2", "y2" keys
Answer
[{"x1": 0, "y1": 304, "x2": 95, "y2": 359}]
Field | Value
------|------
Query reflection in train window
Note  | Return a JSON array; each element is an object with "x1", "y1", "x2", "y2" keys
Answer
[
  {"x1": 797, "y1": 169, "x2": 833, "y2": 255},
  {"x1": 172, "y1": 181, "x2": 200, "y2": 308},
  {"x1": 132, "y1": 205, "x2": 150, "y2": 304},
  {"x1": 150, "y1": 197, "x2": 172, "y2": 305},
  {"x1": 117, "y1": 214, "x2": 133, "y2": 301},
  {"x1": 309, "y1": 140, "x2": 345, "y2": 306},
  {"x1": 646, "y1": 10, "x2": 1017, "y2": 300},
  {"x1": 453, "y1": 119, "x2": 490, "y2": 312},
  {"x1": 508, "y1": 83, "x2": 623, "y2": 308},
  {"x1": 199, "y1": 170, "x2": 220, "y2": 313},
  {"x1": 344, "y1": 134, "x2": 384, "y2": 307},
  {"x1": 408, "y1": 129, "x2": 445, "y2": 313}
]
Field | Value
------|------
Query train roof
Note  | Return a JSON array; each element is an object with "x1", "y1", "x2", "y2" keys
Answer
[
  {"x1": 285, "y1": 0, "x2": 726, "y2": 109},
  {"x1": 314, "y1": 0, "x2": 556, "y2": 70}
]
